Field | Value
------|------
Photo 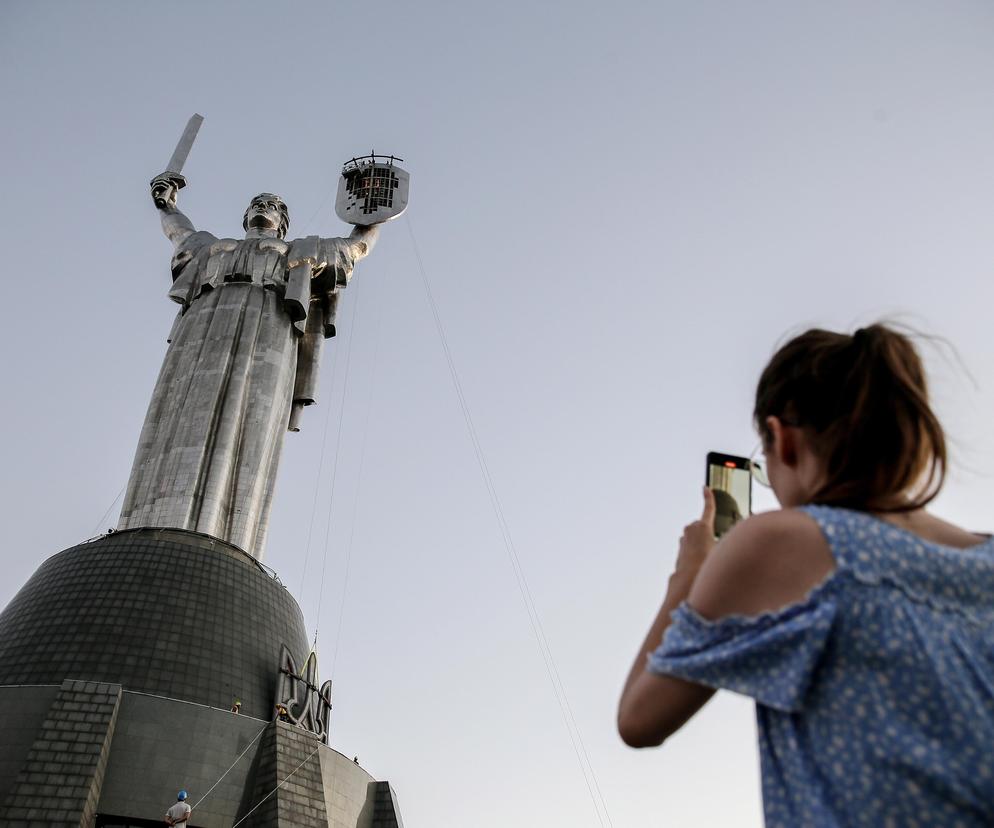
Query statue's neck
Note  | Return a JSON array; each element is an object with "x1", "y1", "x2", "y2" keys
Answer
[{"x1": 244, "y1": 228, "x2": 280, "y2": 240}]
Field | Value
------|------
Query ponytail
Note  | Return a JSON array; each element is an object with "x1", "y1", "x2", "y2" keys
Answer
[{"x1": 754, "y1": 324, "x2": 946, "y2": 511}]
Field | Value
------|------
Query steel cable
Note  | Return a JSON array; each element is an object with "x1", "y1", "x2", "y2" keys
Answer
[
  {"x1": 313, "y1": 277, "x2": 364, "y2": 644},
  {"x1": 189, "y1": 719, "x2": 271, "y2": 813},
  {"x1": 230, "y1": 741, "x2": 323, "y2": 828},
  {"x1": 331, "y1": 267, "x2": 384, "y2": 680},
  {"x1": 404, "y1": 215, "x2": 613, "y2": 828}
]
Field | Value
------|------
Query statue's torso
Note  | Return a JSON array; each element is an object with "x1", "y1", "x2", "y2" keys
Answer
[
  {"x1": 200, "y1": 236, "x2": 291, "y2": 289},
  {"x1": 169, "y1": 233, "x2": 295, "y2": 308}
]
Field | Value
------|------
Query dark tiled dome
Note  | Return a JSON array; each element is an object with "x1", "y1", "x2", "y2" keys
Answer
[{"x1": 0, "y1": 528, "x2": 308, "y2": 720}]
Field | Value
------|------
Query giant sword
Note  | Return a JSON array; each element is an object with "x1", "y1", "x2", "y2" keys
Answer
[{"x1": 152, "y1": 113, "x2": 204, "y2": 208}]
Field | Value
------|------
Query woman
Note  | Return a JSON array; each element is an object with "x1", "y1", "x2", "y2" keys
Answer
[{"x1": 618, "y1": 324, "x2": 994, "y2": 826}]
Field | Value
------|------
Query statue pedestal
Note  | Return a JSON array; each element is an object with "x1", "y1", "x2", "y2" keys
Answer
[{"x1": 0, "y1": 529, "x2": 402, "y2": 827}]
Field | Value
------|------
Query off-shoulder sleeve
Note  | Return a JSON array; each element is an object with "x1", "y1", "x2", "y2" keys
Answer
[{"x1": 647, "y1": 590, "x2": 838, "y2": 712}]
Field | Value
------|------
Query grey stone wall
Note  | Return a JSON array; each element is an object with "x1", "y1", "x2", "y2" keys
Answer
[
  {"x1": 0, "y1": 688, "x2": 392, "y2": 828},
  {"x1": 0, "y1": 529, "x2": 308, "y2": 720},
  {"x1": 244, "y1": 722, "x2": 328, "y2": 828},
  {"x1": 0, "y1": 679, "x2": 122, "y2": 827},
  {"x1": 0, "y1": 686, "x2": 59, "y2": 807},
  {"x1": 319, "y1": 751, "x2": 380, "y2": 828},
  {"x1": 97, "y1": 692, "x2": 271, "y2": 827},
  {"x1": 370, "y1": 783, "x2": 404, "y2": 828}
]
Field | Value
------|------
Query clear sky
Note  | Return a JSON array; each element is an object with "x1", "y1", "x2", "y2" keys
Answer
[{"x1": 2, "y1": 2, "x2": 994, "y2": 826}]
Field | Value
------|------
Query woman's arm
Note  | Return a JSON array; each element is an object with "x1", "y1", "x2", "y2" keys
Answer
[
  {"x1": 618, "y1": 489, "x2": 717, "y2": 747},
  {"x1": 617, "y1": 504, "x2": 835, "y2": 748},
  {"x1": 617, "y1": 588, "x2": 716, "y2": 748}
]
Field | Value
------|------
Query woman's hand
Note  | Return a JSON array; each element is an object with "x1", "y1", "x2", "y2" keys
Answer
[{"x1": 668, "y1": 487, "x2": 717, "y2": 597}]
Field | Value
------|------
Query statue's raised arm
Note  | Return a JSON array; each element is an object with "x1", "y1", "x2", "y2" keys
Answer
[
  {"x1": 150, "y1": 173, "x2": 197, "y2": 249},
  {"x1": 148, "y1": 114, "x2": 204, "y2": 250},
  {"x1": 348, "y1": 223, "x2": 380, "y2": 257}
]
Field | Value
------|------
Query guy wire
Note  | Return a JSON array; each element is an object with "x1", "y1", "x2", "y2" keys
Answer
[
  {"x1": 297, "y1": 179, "x2": 348, "y2": 601},
  {"x1": 404, "y1": 215, "x2": 613, "y2": 828},
  {"x1": 331, "y1": 264, "x2": 384, "y2": 680},
  {"x1": 298, "y1": 173, "x2": 340, "y2": 237},
  {"x1": 90, "y1": 483, "x2": 127, "y2": 537},
  {"x1": 313, "y1": 277, "x2": 364, "y2": 645},
  {"x1": 230, "y1": 741, "x2": 323, "y2": 828},
  {"x1": 298, "y1": 321, "x2": 344, "y2": 603},
  {"x1": 190, "y1": 719, "x2": 271, "y2": 812}
]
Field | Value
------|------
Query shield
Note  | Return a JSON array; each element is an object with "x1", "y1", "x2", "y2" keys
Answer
[{"x1": 336, "y1": 154, "x2": 410, "y2": 225}]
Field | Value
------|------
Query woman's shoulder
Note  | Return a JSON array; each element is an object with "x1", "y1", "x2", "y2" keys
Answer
[
  {"x1": 688, "y1": 509, "x2": 836, "y2": 621},
  {"x1": 689, "y1": 505, "x2": 994, "y2": 625}
]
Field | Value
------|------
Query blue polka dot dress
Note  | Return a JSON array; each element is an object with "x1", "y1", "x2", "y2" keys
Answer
[{"x1": 647, "y1": 505, "x2": 994, "y2": 827}]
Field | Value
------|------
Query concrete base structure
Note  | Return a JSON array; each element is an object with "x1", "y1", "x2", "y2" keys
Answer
[{"x1": 0, "y1": 530, "x2": 402, "y2": 828}]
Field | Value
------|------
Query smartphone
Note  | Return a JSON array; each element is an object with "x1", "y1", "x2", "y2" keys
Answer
[{"x1": 705, "y1": 452, "x2": 752, "y2": 538}]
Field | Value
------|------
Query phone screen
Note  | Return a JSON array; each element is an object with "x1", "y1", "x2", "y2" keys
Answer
[{"x1": 706, "y1": 452, "x2": 751, "y2": 538}]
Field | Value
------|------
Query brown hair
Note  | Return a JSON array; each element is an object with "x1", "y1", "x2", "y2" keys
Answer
[{"x1": 753, "y1": 324, "x2": 946, "y2": 511}]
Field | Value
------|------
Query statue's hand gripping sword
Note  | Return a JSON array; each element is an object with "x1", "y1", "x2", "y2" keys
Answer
[{"x1": 151, "y1": 113, "x2": 204, "y2": 208}]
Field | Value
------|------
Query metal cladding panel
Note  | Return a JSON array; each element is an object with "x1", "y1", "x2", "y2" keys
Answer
[{"x1": 0, "y1": 528, "x2": 309, "y2": 721}]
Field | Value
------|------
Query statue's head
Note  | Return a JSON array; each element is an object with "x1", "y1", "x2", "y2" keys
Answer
[{"x1": 243, "y1": 193, "x2": 290, "y2": 238}]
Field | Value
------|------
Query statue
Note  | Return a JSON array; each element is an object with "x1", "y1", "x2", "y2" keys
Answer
[{"x1": 117, "y1": 117, "x2": 407, "y2": 560}]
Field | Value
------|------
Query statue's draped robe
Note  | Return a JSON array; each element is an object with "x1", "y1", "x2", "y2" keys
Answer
[{"x1": 118, "y1": 230, "x2": 367, "y2": 559}]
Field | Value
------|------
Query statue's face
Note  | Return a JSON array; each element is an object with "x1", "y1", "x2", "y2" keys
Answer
[{"x1": 246, "y1": 196, "x2": 282, "y2": 231}]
